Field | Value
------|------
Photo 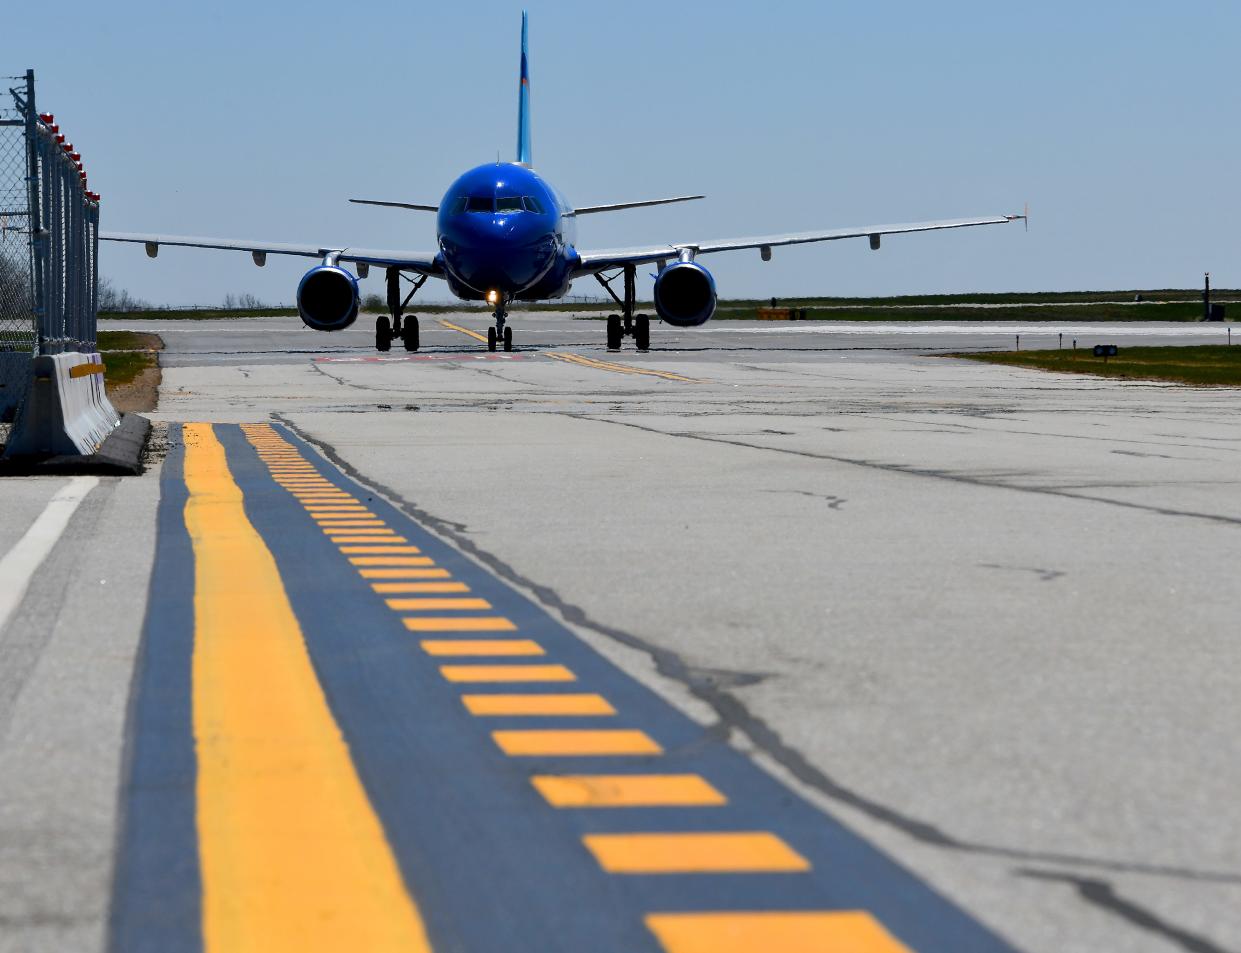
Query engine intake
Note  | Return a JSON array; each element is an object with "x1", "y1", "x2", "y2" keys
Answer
[
  {"x1": 297, "y1": 265, "x2": 359, "y2": 331},
  {"x1": 653, "y1": 260, "x2": 716, "y2": 327}
]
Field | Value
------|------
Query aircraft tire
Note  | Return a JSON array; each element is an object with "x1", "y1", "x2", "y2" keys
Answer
[
  {"x1": 606, "y1": 315, "x2": 622, "y2": 351},
  {"x1": 403, "y1": 315, "x2": 420, "y2": 352},
  {"x1": 503, "y1": 326, "x2": 513, "y2": 352},
  {"x1": 634, "y1": 314, "x2": 650, "y2": 351},
  {"x1": 376, "y1": 315, "x2": 392, "y2": 352},
  {"x1": 487, "y1": 326, "x2": 498, "y2": 352}
]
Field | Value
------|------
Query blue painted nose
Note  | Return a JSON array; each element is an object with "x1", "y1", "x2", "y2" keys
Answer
[{"x1": 440, "y1": 213, "x2": 557, "y2": 295}]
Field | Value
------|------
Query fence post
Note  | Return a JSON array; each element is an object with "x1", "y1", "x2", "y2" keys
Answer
[{"x1": 3, "y1": 68, "x2": 120, "y2": 458}]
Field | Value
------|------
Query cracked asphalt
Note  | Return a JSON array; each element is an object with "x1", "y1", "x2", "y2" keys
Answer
[{"x1": 2, "y1": 313, "x2": 1238, "y2": 953}]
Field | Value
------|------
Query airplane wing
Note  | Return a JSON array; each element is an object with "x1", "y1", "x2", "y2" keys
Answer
[
  {"x1": 571, "y1": 195, "x2": 704, "y2": 215},
  {"x1": 100, "y1": 231, "x2": 442, "y2": 274},
  {"x1": 573, "y1": 214, "x2": 1022, "y2": 274}
]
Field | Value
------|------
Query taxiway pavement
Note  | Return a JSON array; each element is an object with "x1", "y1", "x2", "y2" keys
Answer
[{"x1": 2, "y1": 313, "x2": 1238, "y2": 953}]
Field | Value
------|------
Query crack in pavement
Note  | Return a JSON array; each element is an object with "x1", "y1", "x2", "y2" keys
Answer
[
  {"x1": 571, "y1": 415, "x2": 1241, "y2": 530},
  {"x1": 274, "y1": 413, "x2": 1241, "y2": 888},
  {"x1": 1016, "y1": 869, "x2": 1233, "y2": 953}
]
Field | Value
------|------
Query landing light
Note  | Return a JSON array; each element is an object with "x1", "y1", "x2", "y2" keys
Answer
[{"x1": 486, "y1": 289, "x2": 499, "y2": 305}]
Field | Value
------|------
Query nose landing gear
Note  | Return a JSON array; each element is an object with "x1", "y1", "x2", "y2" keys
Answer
[
  {"x1": 488, "y1": 297, "x2": 513, "y2": 352},
  {"x1": 596, "y1": 264, "x2": 651, "y2": 352}
]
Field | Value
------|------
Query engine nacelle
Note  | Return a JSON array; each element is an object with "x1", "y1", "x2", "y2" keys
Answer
[
  {"x1": 297, "y1": 265, "x2": 359, "y2": 331},
  {"x1": 653, "y1": 260, "x2": 717, "y2": 327}
]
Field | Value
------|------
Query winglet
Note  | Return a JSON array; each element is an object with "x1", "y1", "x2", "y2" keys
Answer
[{"x1": 516, "y1": 11, "x2": 532, "y2": 166}]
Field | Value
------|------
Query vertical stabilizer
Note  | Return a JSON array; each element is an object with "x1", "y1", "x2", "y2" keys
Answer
[{"x1": 516, "y1": 11, "x2": 532, "y2": 165}]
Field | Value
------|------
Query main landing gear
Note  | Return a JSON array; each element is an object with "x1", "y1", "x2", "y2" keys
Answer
[
  {"x1": 595, "y1": 264, "x2": 650, "y2": 352},
  {"x1": 376, "y1": 268, "x2": 427, "y2": 352},
  {"x1": 487, "y1": 296, "x2": 514, "y2": 352}
]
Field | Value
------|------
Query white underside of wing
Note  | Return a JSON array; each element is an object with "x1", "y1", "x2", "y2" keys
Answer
[
  {"x1": 100, "y1": 232, "x2": 440, "y2": 272},
  {"x1": 574, "y1": 215, "x2": 1021, "y2": 272}
]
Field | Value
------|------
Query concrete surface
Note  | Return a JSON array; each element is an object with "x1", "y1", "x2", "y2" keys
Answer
[{"x1": 2, "y1": 312, "x2": 1238, "y2": 952}]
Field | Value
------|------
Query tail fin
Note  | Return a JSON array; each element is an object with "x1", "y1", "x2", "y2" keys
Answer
[{"x1": 516, "y1": 11, "x2": 532, "y2": 165}]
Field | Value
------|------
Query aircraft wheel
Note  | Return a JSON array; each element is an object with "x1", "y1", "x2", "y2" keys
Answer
[
  {"x1": 487, "y1": 326, "x2": 498, "y2": 352},
  {"x1": 503, "y1": 326, "x2": 513, "y2": 352},
  {"x1": 606, "y1": 315, "x2": 622, "y2": 351},
  {"x1": 403, "y1": 315, "x2": 420, "y2": 352},
  {"x1": 376, "y1": 315, "x2": 392, "y2": 352},
  {"x1": 634, "y1": 314, "x2": 650, "y2": 351}
]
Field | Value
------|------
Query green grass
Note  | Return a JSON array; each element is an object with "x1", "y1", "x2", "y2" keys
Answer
[
  {"x1": 953, "y1": 345, "x2": 1241, "y2": 386},
  {"x1": 714, "y1": 302, "x2": 1222, "y2": 322},
  {"x1": 100, "y1": 349, "x2": 156, "y2": 387},
  {"x1": 96, "y1": 330, "x2": 163, "y2": 389},
  {"x1": 97, "y1": 330, "x2": 163, "y2": 351}
]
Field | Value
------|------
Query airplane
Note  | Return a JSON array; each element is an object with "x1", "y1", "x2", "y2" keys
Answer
[{"x1": 102, "y1": 12, "x2": 1024, "y2": 354}]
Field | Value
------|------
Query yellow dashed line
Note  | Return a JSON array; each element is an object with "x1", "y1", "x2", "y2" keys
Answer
[
  {"x1": 350, "y1": 556, "x2": 434, "y2": 566},
  {"x1": 461, "y1": 693, "x2": 615, "y2": 716},
  {"x1": 371, "y1": 581, "x2": 466, "y2": 593},
  {"x1": 644, "y1": 912, "x2": 911, "y2": 953},
  {"x1": 492, "y1": 729, "x2": 661, "y2": 756},
  {"x1": 531, "y1": 775, "x2": 726, "y2": 808},
  {"x1": 440, "y1": 664, "x2": 575, "y2": 683},
  {"x1": 359, "y1": 568, "x2": 452, "y2": 579},
  {"x1": 343, "y1": 546, "x2": 424, "y2": 556},
  {"x1": 384, "y1": 597, "x2": 492, "y2": 611},
  {"x1": 582, "y1": 832, "x2": 809, "y2": 874},
  {"x1": 333, "y1": 535, "x2": 411, "y2": 544},
  {"x1": 404, "y1": 617, "x2": 516, "y2": 632},
  {"x1": 420, "y1": 639, "x2": 545, "y2": 657}
]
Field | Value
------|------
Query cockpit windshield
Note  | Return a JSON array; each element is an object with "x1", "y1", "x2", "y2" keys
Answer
[{"x1": 452, "y1": 195, "x2": 547, "y2": 214}]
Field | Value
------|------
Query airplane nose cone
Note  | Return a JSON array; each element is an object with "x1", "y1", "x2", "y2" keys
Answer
[{"x1": 441, "y1": 214, "x2": 557, "y2": 295}]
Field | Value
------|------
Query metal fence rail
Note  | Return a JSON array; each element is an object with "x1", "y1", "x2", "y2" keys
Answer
[{"x1": 1, "y1": 70, "x2": 100, "y2": 422}]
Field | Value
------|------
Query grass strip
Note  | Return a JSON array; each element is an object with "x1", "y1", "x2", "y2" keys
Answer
[{"x1": 953, "y1": 345, "x2": 1241, "y2": 386}]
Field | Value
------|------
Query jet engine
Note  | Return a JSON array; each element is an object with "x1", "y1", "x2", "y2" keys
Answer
[
  {"x1": 653, "y1": 260, "x2": 716, "y2": 327},
  {"x1": 297, "y1": 264, "x2": 360, "y2": 331}
]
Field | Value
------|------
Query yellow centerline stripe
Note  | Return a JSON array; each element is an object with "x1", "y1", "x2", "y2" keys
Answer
[
  {"x1": 545, "y1": 350, "x2": 706, "y2": 384},
  {"x1": 184, "y1": 422, "x2": 431, "y2": 952},
  {"x1": 437, "y1": 318, "x2": 490, "y2": 343}
]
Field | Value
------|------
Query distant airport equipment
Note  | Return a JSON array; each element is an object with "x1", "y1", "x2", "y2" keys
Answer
[
  {"x1": 0, "y1": 70, "x2": 120, "y2": 458},
  {"x1": 101, "y1": 13, "x2": 1025, "y2": 354},
  {"x1": 1093, "y1": 344, "x2": 1119, "y2": 360}
]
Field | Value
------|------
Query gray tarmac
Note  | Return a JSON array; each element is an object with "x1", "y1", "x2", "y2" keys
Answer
[{"x1": 2, "y1": 312, "x2": 1239, "y2": 953}]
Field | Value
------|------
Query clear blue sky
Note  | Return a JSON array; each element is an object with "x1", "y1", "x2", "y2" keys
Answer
[{"x1": 9, "y1": 0, "x2": 1240, "y2": 305}]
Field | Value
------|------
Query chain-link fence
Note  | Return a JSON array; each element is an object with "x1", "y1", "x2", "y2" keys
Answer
[
  {"x1": 0, "y1": 70, "x2": 100, "y2": 423},
  {"x1": 0, "y1": 74, "x2": 34, "y2": 421}
]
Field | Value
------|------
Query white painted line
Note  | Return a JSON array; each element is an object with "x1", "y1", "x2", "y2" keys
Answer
[{"x1": 0, "y1": 477, "x2": 99, "y2": 634}]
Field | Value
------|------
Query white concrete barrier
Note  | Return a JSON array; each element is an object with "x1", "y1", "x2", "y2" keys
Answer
[{"x1": 3, "y1": 352, "x2": 121, "y2": 458}]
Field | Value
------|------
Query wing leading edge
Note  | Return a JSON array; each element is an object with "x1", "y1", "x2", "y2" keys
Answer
[
  {"x1": 99, "y1": 231, "x2": 440, "y2": 273},
  {"x1": 574, "y1": 214, "x2": 1023, "y2": 274}
]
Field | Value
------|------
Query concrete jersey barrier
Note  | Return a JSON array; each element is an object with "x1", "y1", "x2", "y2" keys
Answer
[{"x1": 3, "y1": 353, "x2": 121, "y2": 458}]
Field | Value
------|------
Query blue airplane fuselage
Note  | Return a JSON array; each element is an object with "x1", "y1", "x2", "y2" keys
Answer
[{"x1": 436, "y1": 163, "x2": 579, "y2": 302}]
